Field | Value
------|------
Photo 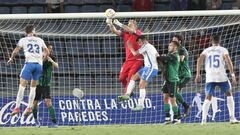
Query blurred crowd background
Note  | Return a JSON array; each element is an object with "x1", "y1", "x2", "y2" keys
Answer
[{"x1": 0, "y1": 0, "x2": 239, "y2": 14}]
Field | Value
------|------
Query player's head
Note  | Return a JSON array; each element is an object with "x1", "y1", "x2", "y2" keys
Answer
[
  {"x1": 47, "y1": 44, "x2": 53, "y2": 54},
  {"x1": 168, "y1": 41, "x2": 180, "y2": 53},
  {"x1": 128, "y1": 19, "x2": 137, "y2": 29},
  {"x1": 172, "y1": 34, "x2": 183, "y2": 44},
  {"x1": 136, "y1": 35, "x2": 147, "y2": 46},
  {"x1": 211, "y1": 34, "x2": 220, "y2": 45},
  {"x1": 25, "y1": 25, "x2": 35, "y2": 35}
]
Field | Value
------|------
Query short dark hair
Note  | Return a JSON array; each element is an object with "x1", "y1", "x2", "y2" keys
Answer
[
  {"x1": 47, "y1": 44, "x2": 53, "y2": 48},
  {"x1": 25, "y1": 25, "x2": 35, "y2": 34},
  {"x1": 173, "y1": 34, "x2": 183, "y2": 43},
  {"x1": 171, "y1": 40, "x2": 180, "y2": 47},
  {"x1": 136, "y1": 35, "x2": 147, "y2": 42},
  {"x1": 212, "y1": 34, "x2": 220, "y2": 44}
]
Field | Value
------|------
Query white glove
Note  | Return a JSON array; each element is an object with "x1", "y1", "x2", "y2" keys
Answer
[
  {"x1": 106, "y1": 18, "x2": 112, "y2": 26},
  {"x1": 113, "y1": 19, "x2": 123, "y2": 28}
]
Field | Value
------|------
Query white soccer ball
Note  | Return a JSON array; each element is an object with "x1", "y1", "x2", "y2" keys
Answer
[
  {"x1": 72, "y1": 88, "x2": 84, "y2": 99},
  {"x1": 105, "y1": 8, "x2": 116, "y2": 18}
]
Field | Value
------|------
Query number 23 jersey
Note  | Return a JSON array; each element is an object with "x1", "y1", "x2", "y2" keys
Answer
[
  {"x1": 202, "y1": 45, "x2": 229, "y2": 83},
  {"x1": 18, "y1": 36, "x2": 47, "y2": 65}
]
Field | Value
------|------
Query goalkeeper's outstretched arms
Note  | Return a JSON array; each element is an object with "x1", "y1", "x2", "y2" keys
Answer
[
  {"x1": 106, "y1": 18, "x2": 121, "y2": 36},
  {"x1": 113, "y1": 19, "x2": 137, "y2": 34}
]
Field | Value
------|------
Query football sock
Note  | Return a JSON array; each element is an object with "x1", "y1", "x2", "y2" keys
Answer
[
  {"x1": 202, "y1": 99, "x2": 211, "y2": 122},
  {"x1": 32, "y1": 107, "x2": 38, "y2": 120},
  {"x1": 172, "y1": 106, "x2": 179, "y2": 119},
  {"x1": 15, "y1": 85, "x2": 25, "y2": 108},
  {"x1": 27, "y1": 87, "x2": 36, "y2": 108},
  {"x1": 227, "y1": 96, "x2": 235, "y2": 118},
  {"x1": 138, "y1": 89, "x2": 146, "y2": 107},
  {"x1": 48, "y1": 106, "x2": 57, "y2": 123},
  {"x1": 164, "y1": 104, "x2": 171, "y2": 118},
  {"x1": 126, "y1": 80, "x2": 135, "y2": 95},
  {"x1": 176, "y1": 92, "x2": 188, "y2": 108}
]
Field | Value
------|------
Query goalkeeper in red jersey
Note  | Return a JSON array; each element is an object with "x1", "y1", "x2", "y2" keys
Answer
[{"x1": 106, "y1": 18, "x2": 143, "y2": 98}]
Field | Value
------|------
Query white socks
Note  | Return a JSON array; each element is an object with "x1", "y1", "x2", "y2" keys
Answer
[
  {"x1": 126, "y1": 80, "x2": 135, "y2": 95},
  {"x1": 126, "y1": 80, "x2": 146, "y2": 107},
  {"x1": 202, "y1": 99, "x2": 211, "y2": 122},
  {"x1": 27, "y1": 87, "x2": 36, "y2": 108},
  {"x1": 138, "y1": 89, "x2": 146, "y2": 107},
  {"x1": 227, "y1": 96, "x2": 235, "y2": 119},
  {"x1": 15, "y1": 85, "x2": 25, "y2": 108}
]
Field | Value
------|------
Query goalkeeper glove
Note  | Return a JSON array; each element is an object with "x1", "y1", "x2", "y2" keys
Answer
[
  {"x1": 106, "y1": 18, "x2": 113, "y2": 26},
  {"x1": 113, "y1": 19, "x2": 123, "y2": 28}
]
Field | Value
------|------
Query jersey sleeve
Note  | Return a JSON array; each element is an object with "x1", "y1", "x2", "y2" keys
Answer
[
  {"x1": 41, "y1": 39, "x2": 47, "y2": 49},
  {"x1": 201, "y1": 49, "x2": 208, "y2": 56},
  {"x1": 158, "y1": 53, "x2": 178, "y2": 63},
  {"x1": 17, "y1": 39, "x2": 23, "y2": 48},
  {"x1": 121, "y1": 31, "x2": 126, "y2": 38},
  {"x1": 138, "y1": 45, "x2": 147, "y2": 54},
  {"x1": 135, "y1": 29, "x2": 142, "y2": 36},
  {"x1": 222, "y1": 48, "x2": 229, "y2": 55},
  {"x1": 178, "y1": 47, "x2": 185, "y2": 55}
]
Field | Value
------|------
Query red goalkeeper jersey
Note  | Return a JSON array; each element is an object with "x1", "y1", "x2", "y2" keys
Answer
[{"x1": 121, "y1": 29, "x2": 143, "y2": 61}]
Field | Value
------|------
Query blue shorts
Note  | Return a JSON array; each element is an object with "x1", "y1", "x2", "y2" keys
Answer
[
  {"x1": 20, "y1": 63, "x2": 42, "y2": 81},
  {"x1": 138, "y1": 67, "x2": 158, "y2": 81},
  {"x1": 205, "y1": 81, "x2": 231, "y2": 96}
]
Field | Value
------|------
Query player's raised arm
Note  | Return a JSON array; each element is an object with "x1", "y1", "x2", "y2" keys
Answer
[
  {"x1": 195, "y1": 53, "x2": 206, "y2": 83},
  {"x1": 179, "y1": 48, "x2": 185, "y2": 62},
  {"x1": 48, "y1": 56, "x2": 59, "y2": 68},
  {"x1": 106, "y1": 18, "x2": 121, "y2": 36},
  {"x1": 224, "y1": 53, "x2": 237, "y2": 86},
  {"x1": 113, "y1": 19, "x2": 138, "y2": 34},
  {"x1": 7, "y1": 46, "x2": 21, "y2": 64}
]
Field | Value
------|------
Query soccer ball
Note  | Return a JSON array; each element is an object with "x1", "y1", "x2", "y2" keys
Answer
[
  {"x1": 105, "y1": 8, "x2": 116, "y2": 18},
  {"x1": 72, "y1": 88, "x2": 84, "y2": 99}
]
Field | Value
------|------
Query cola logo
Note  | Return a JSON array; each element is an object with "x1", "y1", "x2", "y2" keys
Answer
[{"x1": 0, "y1": 101, "x2": 42, "y2": 125}]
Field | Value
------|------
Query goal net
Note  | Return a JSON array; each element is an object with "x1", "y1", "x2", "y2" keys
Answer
[{"x1": 0, "y1": 10, "x2": 239, "y2": 127}]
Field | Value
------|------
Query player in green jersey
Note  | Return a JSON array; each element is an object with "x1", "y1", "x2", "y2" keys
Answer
[
  {"x1": 172, "y1": 35, "x2": 191, "y2": 120},
  {"x1": 32, "y1": 44, "x2": 59, "y2": 128},
  {"x1": 158, "y1": 41, "x2": 180, "y2": 124}
]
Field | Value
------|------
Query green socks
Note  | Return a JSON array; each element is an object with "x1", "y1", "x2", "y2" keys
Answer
[
  {"x1": 48, "y1": 106, "x2": 57, "y2": 123},
  {"x1": 32, "y1": 107, "x2": 38, "y2": 120},
  {"x1": 176, "y1": 92, "x2": 189, "y2": 109},
  {"x1": 172, "y1": 106, "x2": 179, "y2": 119},
  {"x1": 164, "y1": 104, "x2": 171, "y2": 117},
  {"x1": 176, "y1": 92, "x2": 184, "y2": 104}
]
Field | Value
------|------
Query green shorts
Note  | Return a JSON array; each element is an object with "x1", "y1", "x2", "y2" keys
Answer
[{"x1": 162, "y1": 81, "x2": 178, "y2": 98}]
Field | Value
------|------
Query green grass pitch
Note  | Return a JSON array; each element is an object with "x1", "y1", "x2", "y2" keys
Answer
[{"x1": 1, "y1": 123, "x2": 240, "y2": 135}]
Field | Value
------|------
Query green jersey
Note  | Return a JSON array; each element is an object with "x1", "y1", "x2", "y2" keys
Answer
[
  {"x1": 159, "y1": 52, "x2": 180, "y2": 82},
  {"x1": 178, "y1": 46, "x2": 191, "y2": 78},
  {"x1": 38, "y1": 55, "x2": 55, "y2": 86}
]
